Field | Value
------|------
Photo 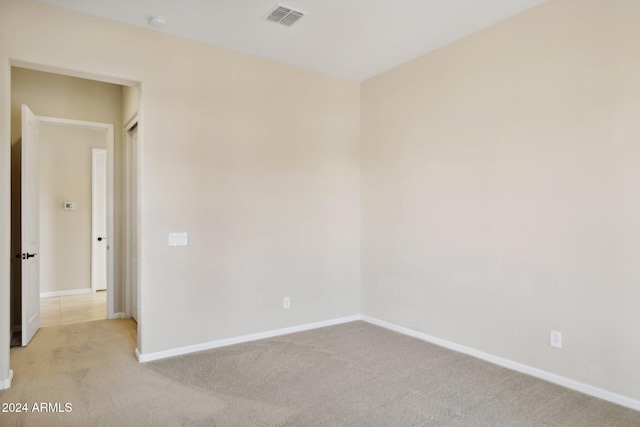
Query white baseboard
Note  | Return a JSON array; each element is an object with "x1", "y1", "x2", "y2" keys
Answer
[
  {"x1": 133, "y1": 312, "x2": 639, "y2": 410},
  {"x1": 110, "y1": 312, "x2": 125, "y2": 319},
  {"x1": 1, "y1": 370, "x2": 13, "y2": 390},
  {"x1": 361, "y1": 315, "x2": 640, "y2": 412},
  {"x1": 136, "y1": 314, "x2": 362, "y2": 363},
  {"x1": 40, "y1": 288, "x2": 93, "y2": 298}
]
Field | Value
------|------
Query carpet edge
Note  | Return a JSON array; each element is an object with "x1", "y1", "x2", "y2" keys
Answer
[{"x1": 360, "y1": 315, "x2": 640, "y2": 412}]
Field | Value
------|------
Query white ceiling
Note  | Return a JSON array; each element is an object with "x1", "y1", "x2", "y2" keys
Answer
[{"x1": 37, "y1": 0, "x2": 548, "y2": 81}]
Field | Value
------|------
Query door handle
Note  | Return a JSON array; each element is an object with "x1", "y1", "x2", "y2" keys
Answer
[
  {"x1": 19, "y1": 253, "x2": 37, "y2": 259},
  {"x1": 97, "y1": 237, "x2": 106, "y2": 242}
]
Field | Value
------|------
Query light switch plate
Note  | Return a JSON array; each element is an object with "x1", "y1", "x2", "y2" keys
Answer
[{"x1": 168, "y1": 232, "x2": 188, "y2": 246}]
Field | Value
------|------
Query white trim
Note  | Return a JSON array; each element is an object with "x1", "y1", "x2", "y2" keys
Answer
[
  {"x1": 38, "y1": 115, "x2": 112, "y2": 131},
  {"x1": 0, "y1": 369, "x2": 13, "y2": 390},
  {"x1": 91, "y1": 148, "x2": 108, "y2": 292},
  {"x1": 124, "y1": 128, "x2": 131, "y2": 319},
  {"x1": 124, "y1": 115, "x2": 138, "y2": 133},
  {"x1": 360, "y1": 315, "x2": 640, "y2": 412},
  {"x1": 111, "y1": 312, "x2": 125, "y2": 319},
  {"x1": 125, "y1": 110, "x2": 143, "y2": 354},
  {"x1": 136, "y1": 315, "x2": 362, "y2": 363},
  {"x1": 124, "y1": 116, "x2": 138, "y2": 321},
  {"x1": 40, "y1": 288, "x2": 92, "y2": 298}
]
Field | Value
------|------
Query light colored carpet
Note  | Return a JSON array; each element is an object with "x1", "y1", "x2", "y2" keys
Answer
[{"x1": 1, "y1": 319, "x2": 639, "y2": 426}]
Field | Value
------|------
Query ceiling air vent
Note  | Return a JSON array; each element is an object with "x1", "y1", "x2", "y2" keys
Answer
[{"x1": 264, "y1": 4, "x2": 306, "y2": 27}]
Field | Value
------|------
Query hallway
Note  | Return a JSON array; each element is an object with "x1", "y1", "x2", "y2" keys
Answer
[{"x1": 41, "y1": 291, "x2": 107, "y2": 327}]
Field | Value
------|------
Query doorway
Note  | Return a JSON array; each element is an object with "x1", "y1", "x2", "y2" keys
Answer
[
  {"x1": 13, "y1": 112, "x2": 116, "y2": 344},
  {"x1": 39, "y1": 117, "x2": 114, "y2": 329},
  {"x1": 9, "y1": 66, "x2": 140, "y2": 349}
]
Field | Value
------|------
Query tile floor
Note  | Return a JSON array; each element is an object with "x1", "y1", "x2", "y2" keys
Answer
[{"x1": 40, "y1": 291, "x2": 107, "y2": 327}]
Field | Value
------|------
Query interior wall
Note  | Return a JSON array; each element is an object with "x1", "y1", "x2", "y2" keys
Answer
[
  {"x1": 5, "y1": 0, "x2": 635, "y2": 405},
  {"x1": 0, "y1": 0, "x2": 361, "y2": 368},
  {"x1": 10, "y1": 67, "x2": 124, "y2": 310},
  {"x1": 122, "y1": 85, "x2": 139, "y2": 125},
  {"x1": 361, "y1": 0, "x2": 640, "y2": 401},
  {"x1": 39, "y1": 124, "x2": 107, "y2": 294}
]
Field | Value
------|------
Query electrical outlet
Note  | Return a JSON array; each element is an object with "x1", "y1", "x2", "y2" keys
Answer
[
  {"x1": 550, "y1": 330, "x2": 562, "y2": 348},
  {"x1": 283, "y1": 297, "x2": 291, "y2": 309}
]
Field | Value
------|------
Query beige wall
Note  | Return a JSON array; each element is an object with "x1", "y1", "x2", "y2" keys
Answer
[
  {"x1": 122, "y1": 85, "x2": 139, "y2": 125},
  {"x1": 10, "y1": 68, "x2": 123, "y2": 146},
  {"x1": 39, "y1": 124, "x2": 107, "y2": 293},
  {"x1": 2, "y1": 0, "x2": 636, "y2": 406},
  {"x1": 0, "y1": 0, "x2": 361, "y2": 383},
  {"x1": 361, "y1": 0, "x2": 640, "y2": 401},
  {"x1": 10, "y1": 67, "x2": 125, "y2": 311}
]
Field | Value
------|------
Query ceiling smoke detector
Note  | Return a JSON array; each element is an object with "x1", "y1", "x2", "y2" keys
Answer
[
  {"x1": 149, "y1": 16, "x2": 167, "y2": 28},
  {"x1": 264, "y1": 4, "x2": 306, "y2": 27}
]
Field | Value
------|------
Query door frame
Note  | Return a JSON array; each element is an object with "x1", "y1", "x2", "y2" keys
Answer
[
  {"x1": 124, "y1": 115, "x2": 139, "y2": 320},
  {"x1": 91, "y1": 147, "x2": 108, "y2": 292},
  {"x1": 38, "y1": 116, "x2": 116, "y2": 319},
  {"x1": 2, "y1": 60, "x2": 143, "y2": 390}
]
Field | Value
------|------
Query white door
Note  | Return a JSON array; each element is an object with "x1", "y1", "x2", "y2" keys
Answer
[
  {"x1": 21, "y1": 105, "x2": 41, "y2": 346},
  {"x1": 91, "y1": 148, "x2": 107, "y2": 291},
  {"x1": 130, "y1": 125, "x2": 139, "y2": 322}
]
